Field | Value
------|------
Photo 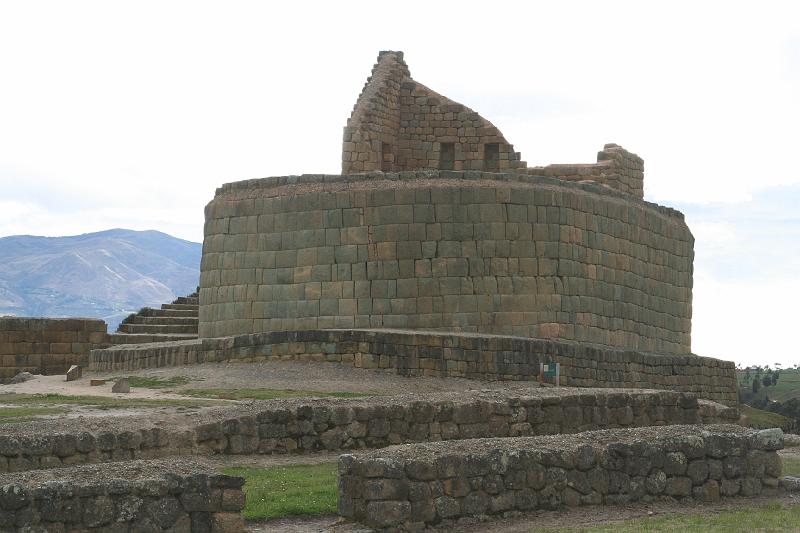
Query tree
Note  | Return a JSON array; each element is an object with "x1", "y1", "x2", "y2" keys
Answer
[
  {"x1": 753, "y1": 379, "x2": 761, "y2": 394},
  {"x1": 763, "y1": 375, "x2": 772, "y2": 388}
]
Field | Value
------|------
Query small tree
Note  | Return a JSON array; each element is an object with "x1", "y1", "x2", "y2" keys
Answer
[
  {"x1": 763, "y1": 375, "x2": 772, "y2": 388},
  {"x1": 753, "y1": 379, "x2": 761, "y2": 394}
]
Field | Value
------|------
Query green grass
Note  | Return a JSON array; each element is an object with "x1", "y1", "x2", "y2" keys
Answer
[
  {"x1": 783, "y1": 456, "x2": 800, "y2": 477},
  {"x1": 0, "y1": 405, "x2": 67, "y2": 423},
  {"x1": 120, "y1": 375, "x2": 196, "y2": 389},
  {"x1": 180, "y1": 388, "x2": 372, "y2": 401},
  {"x1": 0, "y1": 393, "x2": 220, "y2": 410},
  {"x1": 550, "y1": 502, "x2": 800, "y2": 532},
  {"x1": 223, "y1": 463, "x2": 338, "y2": 520},
  {"x1": 740, "y1": 404, "x2": 793, "y2": 431}
]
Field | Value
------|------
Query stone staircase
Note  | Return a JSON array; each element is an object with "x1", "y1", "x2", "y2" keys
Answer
[{"x1": 110, "y1": 290, "x2": 199, "y2": 345}]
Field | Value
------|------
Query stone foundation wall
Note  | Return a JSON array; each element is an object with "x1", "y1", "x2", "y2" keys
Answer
[
  {"x1": 90, "y1": 329, "x2": 738, "y2": 404},
  {"x1": 0, "y1": 459, "x2": 245, "y2": 531},
  {"x1": 338, "y1": 425, "x2": 784, "y2": 530},
  {"x1": 0, "y1": 389, "x2": 738, "y2": 473},
  {"x1": 200, "y1": 171, "x2": 693, "y2": 354},
  {"x1": 0, "y1": 317, "x2": 109, "y2": 381}
]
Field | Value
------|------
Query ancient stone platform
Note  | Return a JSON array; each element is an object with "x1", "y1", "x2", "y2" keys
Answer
[
  {"x1": 338, "y1": 425, "x2": 784, "y2": 530},
  {"x1": 89, "y1": 329, "x2": 738, "y2": 404}
]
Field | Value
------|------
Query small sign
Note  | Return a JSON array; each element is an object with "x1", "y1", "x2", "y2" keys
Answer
[{"x1": 539, "y1": 362, "x2": 560, "y2": 386}]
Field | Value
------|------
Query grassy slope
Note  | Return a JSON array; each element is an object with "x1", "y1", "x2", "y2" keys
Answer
[
  {"x1": 740, "y1": 404, "x2": 794, "y2": 431},
  {"x1": 737, "y1": 368, "x2": 800, "y2": 402}
]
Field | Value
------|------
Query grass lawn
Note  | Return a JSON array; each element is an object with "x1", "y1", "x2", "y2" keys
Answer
[
  {"x1": 223, "y1": 463, "x2": 338, "y2": 520},
  {"x1": 120, "y1": 375, "x2": 196, "y2": 388},
  {"x1": 0, "y1": 405, "x2": 68, "y2": 423},
  {"x1": 740, "y1": 404, "x2": 794, "y2": 431},
  {"x1": 180, "y1": 388, "x2": 372, "y2": 401},
  {"x1": 551, "y1": 502, "x2": 800, "y2": 532},
  {"x1": 0, "y1": 393, "x2": 220, "y2": 412},
  {"x1": 783, "y1": 456, "x2": 800, "y2": 476}
]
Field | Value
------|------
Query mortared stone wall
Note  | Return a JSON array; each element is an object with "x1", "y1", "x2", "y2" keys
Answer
[{"x1": 199, "y1": 171, "x2": 693, "y2": 355}]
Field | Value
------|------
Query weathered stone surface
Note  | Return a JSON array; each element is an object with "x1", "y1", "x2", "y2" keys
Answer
[
  {"x1": 66, "y1": 364, "x2": 82, "y2": 381},
  {"x1": 11, "y1": 371, "x2": 35, "y2": 384},
  {"x1": 754, "y1": 428, "x2": 784, "y2": 451},
  {"x1": 112, "y1": 377, "x2": 131, "y2": 393}
]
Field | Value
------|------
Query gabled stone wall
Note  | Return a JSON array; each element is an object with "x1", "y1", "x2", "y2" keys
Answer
[{"x1": 343, "y1": 51, "x2": 526, "y2": 174}]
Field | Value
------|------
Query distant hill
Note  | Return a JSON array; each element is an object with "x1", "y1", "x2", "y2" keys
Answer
[{"x1": 0, "y1": 229, "x2": 201, "y2": 330}]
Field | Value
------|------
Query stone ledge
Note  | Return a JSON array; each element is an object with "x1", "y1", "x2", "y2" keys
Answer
[{"x1": 338, "y1": 425, "x2": 784, "y2": 530}]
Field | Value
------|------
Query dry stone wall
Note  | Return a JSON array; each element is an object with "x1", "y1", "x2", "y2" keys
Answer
[
  {"x1": 0, "y1": 388, "x2": 738, "y2": 473},
  {"x1": 200, "y1": 171, "x2": 693, "y2": 355},
  {"x1": 343, "y1": 51, "x2": 526, "y2": 175},
  {"x1": 0, "y1": 459, "x2": 245, "y2": 532},
  {"x1": 338, "y1": 425, "x2": 784, "y2": 530},
  {"x1": 0, "y1": 317, "x2": 109, "y2": 381},
  {"x1": 90, "y1": 329, "x2": 737, "y2": 405}
]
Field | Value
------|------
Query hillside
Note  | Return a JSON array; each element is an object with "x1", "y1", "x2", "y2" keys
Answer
[{"x1": 0, "y1": 229, "x2": 201, "y2": 329}]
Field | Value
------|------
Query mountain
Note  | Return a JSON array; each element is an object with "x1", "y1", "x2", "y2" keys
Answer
[{"x1": 0, "y1": 229, "x2": 201, "y2": 330}]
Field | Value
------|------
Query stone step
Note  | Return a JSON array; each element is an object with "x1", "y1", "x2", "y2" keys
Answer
[
  {"x1": 108, "y1": 333, "x2": 198, "y2": 345},
  {"x1": 173, "y1": 296, "x2": 199, "y2": 305},
  {"x1": 117, "y1": 323, "x2": 197, "y2": 334},
  {"x1": 132, "y1": 316, "x2": 198, "y2": 326},
  {"x1": 161, "y1": 303, "x2": 199, "y2": 311},
  {"x1": 143, "y1": 308, "x2": 198, "y2": 318}
]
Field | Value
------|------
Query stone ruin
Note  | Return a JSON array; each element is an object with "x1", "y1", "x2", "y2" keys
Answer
[{"x1": 1, "y1": 51, "x2": 793, "y2": 532}]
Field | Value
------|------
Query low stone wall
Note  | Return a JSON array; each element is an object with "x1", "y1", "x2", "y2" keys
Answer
[
  {"x1": 527, "y1": 143, "x2": 644, "y2": 199},
  {"x1": 0, "y1": 389, "x2": 738, "y2": 473},
  {"x1": 338, "y1": 425, "x2": 784, "y2": 530},
  {"x1": 0, "y1": 317, "x2": 109, "y2": 381},
  {"x1": 0, "y1": 458, "x2": 245, "y2": 531},
  {"x1": 90, "y1": 329, "x2": 738, "y2": 405}
]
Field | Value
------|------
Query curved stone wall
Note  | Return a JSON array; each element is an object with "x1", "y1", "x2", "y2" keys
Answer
[{"x1": 200, "y1": 171, "x2": 693, "y2": 354}]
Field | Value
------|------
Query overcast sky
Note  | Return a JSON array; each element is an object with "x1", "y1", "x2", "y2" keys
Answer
[{"x1": 0, "y1": 1, "x2": 797, "y2": 367}]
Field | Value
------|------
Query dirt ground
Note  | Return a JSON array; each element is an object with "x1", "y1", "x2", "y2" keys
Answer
[{"x1": 1, "y1": 359, "x2": 537, "y2": 399}]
